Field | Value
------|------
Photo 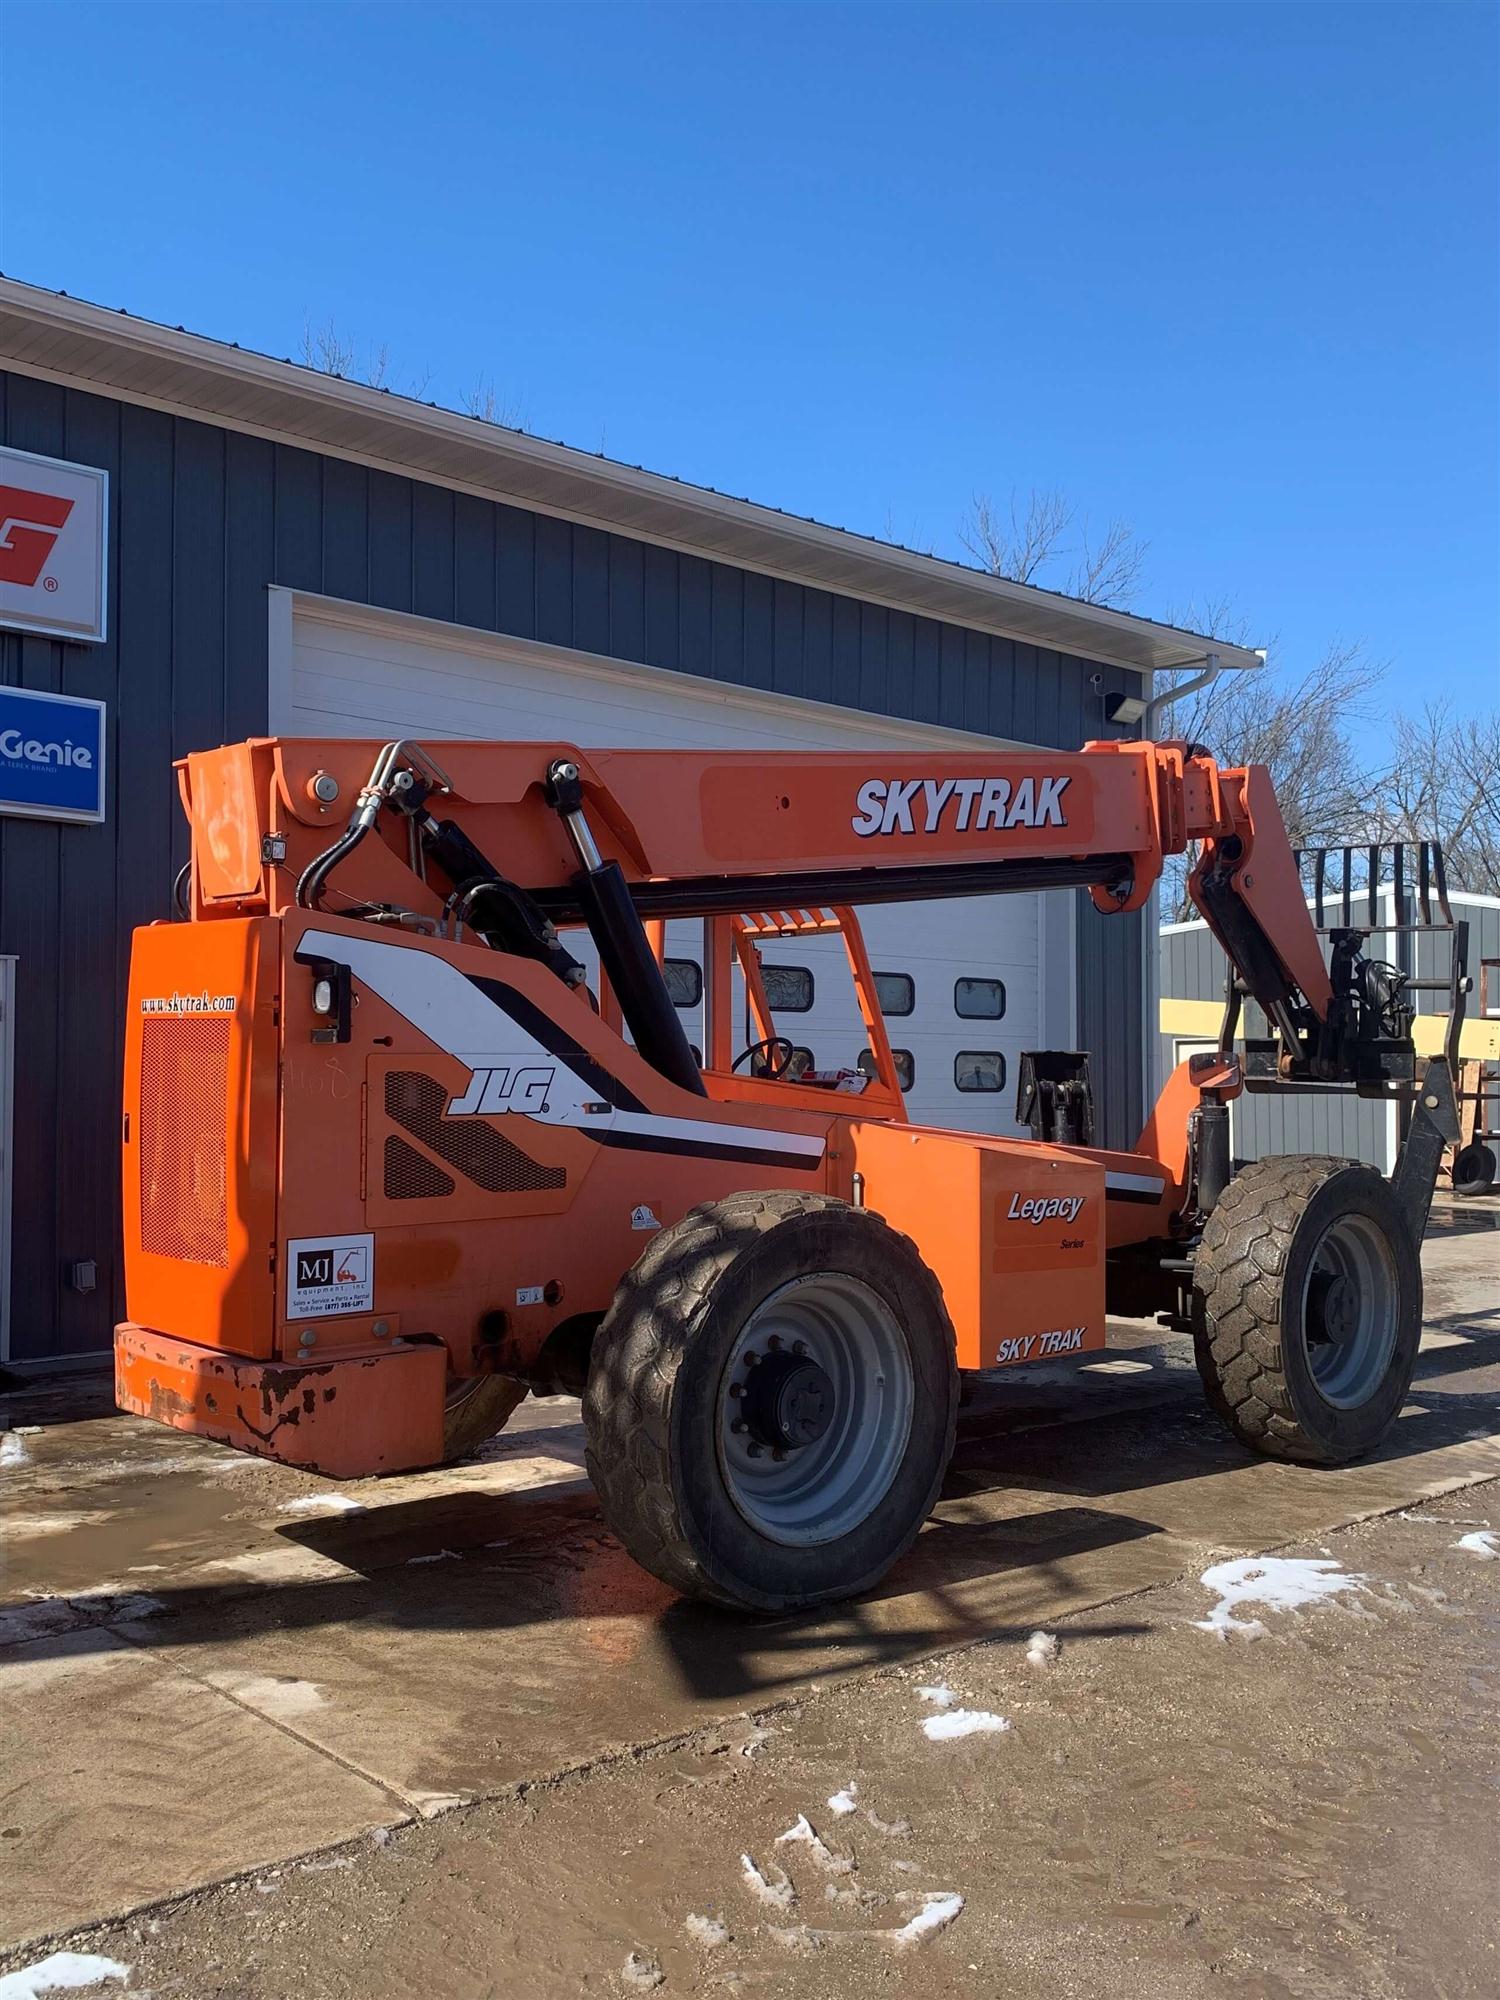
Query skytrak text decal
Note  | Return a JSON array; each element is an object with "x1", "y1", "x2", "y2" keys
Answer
[{"x1": 851, "y1": 775, "x2": 1070, "y2": 837}]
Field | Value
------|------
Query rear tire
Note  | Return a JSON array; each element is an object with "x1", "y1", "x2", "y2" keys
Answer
[
  {"x1": 582, "y1": 1190, "x2": 958, "y2": 1612},
  {"x1": 1452, "y1": 1142, "x2": 1497, "y2": 1199},
  {"x1": 1192, "y1": 1155, "x2": 1421, "y2": 1466},
  {"x1": 441, "y1": 1373, "x2": 528, "y2": 1464}
]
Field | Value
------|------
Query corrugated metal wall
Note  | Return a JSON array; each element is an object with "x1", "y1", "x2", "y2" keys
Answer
[{"x1": 0, "y1": 366, "x2": 1145, "y2": 1363}]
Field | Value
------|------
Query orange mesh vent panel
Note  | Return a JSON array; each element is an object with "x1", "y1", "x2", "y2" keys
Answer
[{"x1": 139, "y1": 1016, "x2": 231, "y2": 1266}]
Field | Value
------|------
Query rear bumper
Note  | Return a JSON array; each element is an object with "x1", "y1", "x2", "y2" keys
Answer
[{"x1": 114, "y1": 1323, "x2": 446, "y2": 1477}]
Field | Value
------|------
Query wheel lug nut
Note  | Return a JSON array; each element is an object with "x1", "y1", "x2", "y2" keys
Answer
[
  {"x1": 747, "y1": 1443, "x2": 762, "y2": 1458},
  {"x1": 767, "y1": 1334, "x2": 782, "y2": 1350},
  {"x1": 743, "y1": 1350, "x2": 758, "y2": 1367},
  {"x1": 731, "y1": 1419, "x2": 747, "y2": 1435},
  {"x1": 771, "y1": 1447, "x2": 786, "y2": 1463},
  {"x1": 728, "y1": 1383, "x2": 743, "y2": 1399},
  {"x1": 792, "y1": 1341, "x2": 808, "y2": 1357}
]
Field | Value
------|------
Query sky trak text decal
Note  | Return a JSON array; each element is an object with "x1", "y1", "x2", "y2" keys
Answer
[
  {"x1": 995, "y1": 1328, "x2": 1086, "y2": 1364},
  {"x1": 852, "y1": 775, "x2": 1070, "y2": 837}
]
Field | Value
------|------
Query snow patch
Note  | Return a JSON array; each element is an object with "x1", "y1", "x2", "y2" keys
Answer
[
  {"x1": 683, "y1": 1913, "x2": 731, "y2": 1948},
  {"x1": 407, "y1": 1548, "x2": 460, "y2": 1565},
  {"x1": 922, "y1": 1708, "x2": 1011, "y2": 1741},
  {"x1": 774, "y1": 1814, "x2": 853, "y2": 1873},
  {"x1": 1456, "y1": 1530, "x2": 1498, "y2": 1559},
  {"x1": 220, "y1": 1674, "x2": 326, "y2": 1718},
  {"x1": 621, "y1": 1951, "x2": 663, "y2": 1989},
  {"x1": 767, "y1": 1923, "x2": 822, "y2": 1951},
  {"x1": 826, "y1": 1784, "x2": 858, "y2": 1816},
  {"x1": 0, "y1": 1433, "x2": 30, "y2": 1469},
  {"x1": 740, "y1": 1853, "x2": 796, "y2": 1910},
  {"x1": 0, "y1": 1954, "x2": 131, "y2": 1999},
  {"x1": 1195, "y1": 1556, "x2": 1368, "y2": 1639},
  {"x1": 892, "y1": 1891, "x2": 965, "y2": 1944},
  {"x1": 865, "y1": 1808, "x2": 912, "y2": 1837},
  {"x1": 1026, "y1": 1630, "x2": 1058, "y2": 1669},
  {"x1": 280, "y1": 1493, "x2": 365, "y2": 1515},
  {"x1": 916, "y1": 1682, "x2": 956, "y2": 1706}
]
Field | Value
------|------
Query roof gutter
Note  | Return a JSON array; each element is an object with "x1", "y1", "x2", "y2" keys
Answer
[{"x1": 0, "y1": 277, "x2": 1264, "y2": 678}]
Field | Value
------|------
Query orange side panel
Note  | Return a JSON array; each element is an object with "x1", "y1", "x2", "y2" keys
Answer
[
  {"x1": 846, "y1": 1123, "x2": 1104, "y2": 1369},
  {"x1": 115, "y1": 1323, "x2": 446, "y2": 1476},
  {"x1": 122, "y1": 917, "x2": 280, "y2": 1358}
]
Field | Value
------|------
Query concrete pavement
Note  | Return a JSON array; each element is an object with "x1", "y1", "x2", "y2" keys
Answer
[{"x1": 1, "y1": 1204, "x2": 1495, "y2": 1953}]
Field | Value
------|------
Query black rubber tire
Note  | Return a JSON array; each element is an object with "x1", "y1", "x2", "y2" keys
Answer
[
  {"x1": 441, "y1": 1373, "x2": 528, "y2": 1464},
  {"x1": 1192, "y1": 1155, "x2": 1422, "y2": 1466},
  {"x1": 1452, "y1": 1142, "x2": 1497, "y2": 1199},
  {"x1": 582, "y1": 1190, "x2": 958, "y2": 1612}
]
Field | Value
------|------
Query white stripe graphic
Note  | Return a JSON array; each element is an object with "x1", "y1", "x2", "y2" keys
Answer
[
  {"x1": 1104, "y1": 1170, "x2": 1166, "y2": 1197},
  {"x1": 300, "y1": 928, "x2": 825, "y2": 1163}
]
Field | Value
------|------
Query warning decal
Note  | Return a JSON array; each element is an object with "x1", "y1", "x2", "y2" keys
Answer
[{"x1": 286, "y1": 1232, "x2": 375, "y2": 1319}]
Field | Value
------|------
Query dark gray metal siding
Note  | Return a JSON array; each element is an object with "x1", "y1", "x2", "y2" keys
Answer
[{"x1": 0, "y1": 367, "x2": 1145, "y2": 1363}]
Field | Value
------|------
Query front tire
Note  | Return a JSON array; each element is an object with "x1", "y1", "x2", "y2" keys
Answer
[
  {"x1": 1192, "y1": 1156, "x2": 1421, "y2": 1466},
  {"x1": 582, "y1": 1190, "x2": 957, "y2": 1612}
]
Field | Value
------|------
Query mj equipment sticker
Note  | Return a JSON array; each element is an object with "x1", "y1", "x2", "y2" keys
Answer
[{"x1": 286, "y1": 1233, "x2": 375, "y2": 1319}]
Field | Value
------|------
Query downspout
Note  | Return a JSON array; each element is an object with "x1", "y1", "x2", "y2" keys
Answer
[{"x1": 1139, "y1": 651, "x2": 1225, "y2": 739}]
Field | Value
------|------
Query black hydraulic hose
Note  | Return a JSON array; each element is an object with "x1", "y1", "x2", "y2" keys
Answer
[
  {"x1": 577, "y1": 859, "x2": 707, "y2": 1096},
  {"x1": 295, "y1": 822, "x2": 373, "y2": 910},
  {"x1": 172, "y1": 860, "x2": 192, "y2": 919}
]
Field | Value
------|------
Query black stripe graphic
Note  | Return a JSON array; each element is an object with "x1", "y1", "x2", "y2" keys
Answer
[
  {"x1": 466, "y1": 973, "x2": 651, "y2": 1113},
  {"x1": 593, "y1": 1129, "x2": 823, "y2": 1173}
]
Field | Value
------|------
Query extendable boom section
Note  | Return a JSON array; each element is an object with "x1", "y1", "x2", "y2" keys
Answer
[{"x1": 178, "y1": 733, "x2": 1399, "y2": 1093}]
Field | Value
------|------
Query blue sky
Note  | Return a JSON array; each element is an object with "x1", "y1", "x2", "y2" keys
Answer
[{"x1": 2, "y1": 0, "x2": 1495, "y2": 735}]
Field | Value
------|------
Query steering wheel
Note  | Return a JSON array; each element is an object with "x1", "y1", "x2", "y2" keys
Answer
[{"x1": 733, "y1": 1036, "x2": 797, "y2": 1079}]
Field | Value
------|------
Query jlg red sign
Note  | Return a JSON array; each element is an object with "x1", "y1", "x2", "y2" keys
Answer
[
  {"x1": 0, "y1": 486, "x2": 75, "y2": 587},
  {"x1": 0, "y1": 446, "x2": 107, "y2": 644}
]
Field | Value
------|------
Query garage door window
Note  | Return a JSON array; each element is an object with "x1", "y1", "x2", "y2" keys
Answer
[
  {"x1": 955, "y1": 1050, "x2": 1005, "y2": 1092},
  {"x1": 762, "y1": 964, "x2": 814, "y2": 1013},
  {"x1": 873, "y1": 971, "x2": 915, "y2": 1017},
  {"x1": 858, "y1": 1047, "x2": 916, "y2": 1092},
  {"x1": 955, "y1": 977, "x2": 1005, "y2": 1019},
  {"x1": 663, "y1": 958, "x2": 702, "y2": 1007}
]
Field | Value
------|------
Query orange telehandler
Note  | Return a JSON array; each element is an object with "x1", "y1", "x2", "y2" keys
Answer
[{"x1": 115, "y1": 733, "x2": 1466, "y2": 1609}]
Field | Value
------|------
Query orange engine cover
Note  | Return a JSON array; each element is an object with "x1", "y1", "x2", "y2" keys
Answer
[{"x1": 846, "y1": 1122, "x2": 1105, "y2": 1369}]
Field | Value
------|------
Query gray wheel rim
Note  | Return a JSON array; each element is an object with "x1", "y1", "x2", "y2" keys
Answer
[
  {"x1": 1299, "y1": 1213, "x2": 1399, "y2": 1409},
  {"x1": 716, "y1": 1272, "x2": 915, "y2": 1547}
]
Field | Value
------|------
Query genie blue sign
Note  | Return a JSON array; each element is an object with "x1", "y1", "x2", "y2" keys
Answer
[{"x1": 0, "y1": 685, "x2": 107, "y2": 824}]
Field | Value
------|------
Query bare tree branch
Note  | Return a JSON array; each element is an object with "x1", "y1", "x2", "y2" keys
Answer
[
  {"x1": 1367, "y1": 701, "x2": 1500, "y2": 897},
  {"x1": 1156, "y1": 641, "x2": 1386, "y2": 918},
  {"x1": 1069, "y1": 516, "x2": 1149, "y2": 608},
  {"x1": 960, "y1": 488, "x2": 1073, "y2": 586},
  {"x1": 460, "y1": 377, "x2": 522, "y2": 429}
]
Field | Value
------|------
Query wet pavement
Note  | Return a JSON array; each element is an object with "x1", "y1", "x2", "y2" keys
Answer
[{"x1": 1, "y1": 1203, "x2": 1496, "y2": 1957}]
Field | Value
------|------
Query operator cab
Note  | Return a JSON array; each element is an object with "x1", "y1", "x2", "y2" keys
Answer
[{"x1": 568, "y1": 904, "x2": 910, "y2": 1117}]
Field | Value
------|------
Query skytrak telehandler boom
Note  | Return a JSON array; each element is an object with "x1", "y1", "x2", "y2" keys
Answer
[{"x1": 116, "y1": 733, "x2": 1464, "y2": 1610}]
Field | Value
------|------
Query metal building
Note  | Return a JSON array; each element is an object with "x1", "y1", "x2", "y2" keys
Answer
[
  {"x1": 1160, "y1": 892, "x2": 1500, "y2": 1169},
  {"x1": 0, "y1": 276, "x2": 1257, "y2": 1370}
]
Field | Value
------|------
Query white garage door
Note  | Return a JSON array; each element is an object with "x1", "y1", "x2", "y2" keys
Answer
[{"x1": 276, "y1": 594, "x2": 1072, "y2": 1135}]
